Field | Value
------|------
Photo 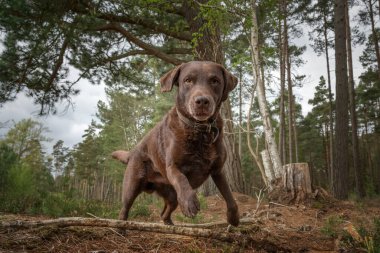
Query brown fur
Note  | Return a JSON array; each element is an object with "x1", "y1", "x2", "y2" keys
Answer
[{"x1": 112, "y1": 61, "x2": 239, "y2": 226}]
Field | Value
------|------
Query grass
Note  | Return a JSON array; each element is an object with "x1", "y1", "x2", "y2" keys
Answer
[
  {"x1": 175, "y1": 213, "x2": 206, "y2": 224},
  {"x1": 320, "y1": 215, "x2": 344, "y2": 238}
]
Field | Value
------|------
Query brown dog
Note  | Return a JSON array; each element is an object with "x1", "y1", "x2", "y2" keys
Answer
[{"x1": 112, "y1": 61, "x2": 239, "y2": 226}]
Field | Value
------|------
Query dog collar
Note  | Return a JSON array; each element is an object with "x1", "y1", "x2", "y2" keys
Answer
[{"x1": 176, "y1": 109, "x2": 220, "y2": 143}]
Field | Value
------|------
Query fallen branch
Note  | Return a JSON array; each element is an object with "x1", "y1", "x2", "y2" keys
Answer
[
  {"x1": 178, "y1": 217, "x2": 257, "y2": 229},
  {"x1": 269, "y1": 201, "x2": 296, "y2": 209},
  {"x1": 1, "y1": 217, "x2": 290, "y2": 252},
  {"x1": 1, "y1": 217, "x2": 240, "y2": 242}
]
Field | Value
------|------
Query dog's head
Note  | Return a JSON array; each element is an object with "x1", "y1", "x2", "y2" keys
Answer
[{"x1": 160, "y1": 61, "x2": 238, "y2": 121}]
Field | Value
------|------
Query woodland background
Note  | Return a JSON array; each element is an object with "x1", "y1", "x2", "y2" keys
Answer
[{"x1": 0, "y1": 0, "x2": 379, "y2": 221}]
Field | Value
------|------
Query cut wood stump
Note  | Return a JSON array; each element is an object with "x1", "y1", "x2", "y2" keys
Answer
[
  {"x1": 283, "y1": 163, "x2": 312, "y2": 203},
  {"x1": 269, "y1": 163, "x2": 329, "y2": 204}
]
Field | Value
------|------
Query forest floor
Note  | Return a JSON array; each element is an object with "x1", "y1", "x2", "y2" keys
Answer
[{"x1": 1, "y1": 192, "x2": 379, "y2": 253}]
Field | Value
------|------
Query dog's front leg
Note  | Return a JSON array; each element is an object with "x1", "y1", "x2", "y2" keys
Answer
[
  {"x1": 211, "y1": 170, "x2": 240, "y2": 226},
  {"x1": 166, "y1": 165, "x2": 200, "y2": 218}
]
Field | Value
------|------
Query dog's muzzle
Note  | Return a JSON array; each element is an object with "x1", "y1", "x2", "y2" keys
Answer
[{"x1": 188, "y1": 95, "x2": 215, "y2": 121}]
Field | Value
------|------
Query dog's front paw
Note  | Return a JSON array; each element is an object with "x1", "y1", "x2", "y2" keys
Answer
[
  {"x1": 179, "y1": 191, "x2": 200, "y2": 218},
  {"x1": 227, "y1": 205, "x2": 239, "y2": 226}
]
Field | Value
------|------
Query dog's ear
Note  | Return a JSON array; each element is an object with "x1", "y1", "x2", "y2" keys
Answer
[
  {"x1": 221, "y1": 67, "x2": 238, "y2": 101},
  {"x1": 160, "y1": 64, "x2": 183, "y2": 92}
]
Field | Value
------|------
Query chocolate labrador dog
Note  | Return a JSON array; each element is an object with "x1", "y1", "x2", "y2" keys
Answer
[{"x1": 112, "y1": 61, "x2": 239, "y2": 226}]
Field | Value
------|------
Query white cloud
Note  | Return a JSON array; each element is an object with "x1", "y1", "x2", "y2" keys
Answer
[{"x1": 0, "y1": 79, "x2": 106, "y2": 153}]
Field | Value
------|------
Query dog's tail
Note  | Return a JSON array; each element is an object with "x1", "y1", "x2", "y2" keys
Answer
[{"x1": 111, "y1": 150, "x2": 130, "y2": 165}]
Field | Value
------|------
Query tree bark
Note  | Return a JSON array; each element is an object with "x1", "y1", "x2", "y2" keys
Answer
[
  {"x1": 293, "y1": 110, "x2": 299, "y2": 163},
  {"x1": 367, "y1": 0, "x2": 380, "y2": 80},
  {"x1": 345, "y1": 3, "x2": 365, "y2": 197},
  {"x1": 0, "y1": 217, "x2": 232, "y2": 242},
  {"x1": 238, "y1": 70, "x2": 243, "y2": 160},
  {"x1": 322, "y1": 11, "x2": 334, "y2": 191},
  {"x1": 283, "y1": 0, "x2": 294, "y2": 164},
  {"x1": 1, "y1": 217, "x2": 287, "y2": 249},
  {"x1": 261, "y1": 150, "x2": 274, "y2": 183},
  {"x1": 282, "y1": 163, "x2": 313, "y2": 203},
  {"x1": 323, "y1": 123, "x2": 330, "y2": 186},
  {"x1": 247, "y1": 83, "x2": 268, "y2": 187},
  {"x1": 278, "y1": 0, "x2": 287, "y2": 165},
  {"x1": 250, "y1": 0, "x2": 282, "y2": 181},
  {"x1": 333, "y1": 0, "x2": 349, "y2": 199}
]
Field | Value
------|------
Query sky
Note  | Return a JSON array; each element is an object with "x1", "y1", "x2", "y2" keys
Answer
[
  {"x1": 0, "y1": 78, "x2": 106, "y2": 152},
  {"x1": 0, "y1": 32, "x2": 366, "y2": 155}
]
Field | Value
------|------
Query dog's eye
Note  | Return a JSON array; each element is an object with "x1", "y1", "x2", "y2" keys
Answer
[
  {"x1": 184, "y1": 78, "x2": 193, "y2": 84},
  {"x1": 210, "y1": 78, "x2": 220, "y2": 85}
]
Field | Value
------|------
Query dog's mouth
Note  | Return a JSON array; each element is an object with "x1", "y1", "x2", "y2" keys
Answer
[
  {"x1": 188, "y1": 106, "x2": 215, "y2": 122},
  {"x1": 192, "y1": 112, "x2": 212, "y2": 121}
]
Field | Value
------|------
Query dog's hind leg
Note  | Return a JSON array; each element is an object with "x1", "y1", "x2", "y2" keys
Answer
[
  {"x1": 157, "y1": 186, "x2": 178, "y2": 225},
  {"x1": 118, "y1": 160, "x2": 145, "y2": 221}
]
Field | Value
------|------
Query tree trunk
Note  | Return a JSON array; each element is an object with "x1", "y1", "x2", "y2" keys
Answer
[
  {"x1": 293, "y1": 110, "x2": 299, "y2": 163},
  {"x1": 250, "y1": 0, "x2": 282, "y2": 181},
  {"x1": 278, "y1": 0, "x2": 287, "y2": 165},
  {"x1": 333, "y1": 0, "x2": 349, "y2": 199},
  {"x1": 261, "y1": 150, "x2": 275, "y2": 183},
  {"x1": 368, "y1": 0, "x2": 380, "y2": 80},
  {"x1": 345, "y1": 3, "x2": 365, "y2": 197},
  {"x1": 323, "y1": 11, "x2": 334, "y2": 189},
  {"x1": 247, "y1": 86, "x2": 268, "y2": 187},
  {"x1": 221, "y1": 101, "x2": 245, "y2": 193},
  {"x1": 322, "y1": 122, "x2": 329, "y2": 186},
  {"x1": 284, "y1": 2, "x2": 294, "y2": 164},
  {"x1": 183, "y1": 0, "x2": 244, "y2": 194},
  {"x1": 238, "y1": 70, "x2": 243, "y2": 160}
]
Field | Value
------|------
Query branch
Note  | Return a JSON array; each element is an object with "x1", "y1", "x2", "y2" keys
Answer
[
  {"x1": 177, "y1": 217, "x2": 256, "y2": 229},
  {"x1": 1, "y1": 217, "x2": 239, "y2": 242},
  {"x1": 70, "y1": 4, "x2": 191, "y2": 41},
  {"x1": 96, "y1": 23, "x2": 184, "y2": 65},
  {"x1": 46, "y1": 36, "x2": 69, "y2": 90},
  {"x1": 99, "y1": 48, "x2": 192, "y2": 64}
]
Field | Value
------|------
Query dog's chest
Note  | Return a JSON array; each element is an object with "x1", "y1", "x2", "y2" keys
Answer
[{"x1": 178, "y1": 134, "x2": 218, "y2": 187}]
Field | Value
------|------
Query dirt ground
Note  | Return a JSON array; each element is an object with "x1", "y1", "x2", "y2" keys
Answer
[{"x1": 1, "y1": 192, "x2": 379, "y2": 252}]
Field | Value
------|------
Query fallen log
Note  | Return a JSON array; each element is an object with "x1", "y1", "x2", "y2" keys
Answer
[
  {"x1": 0, "y1": 217, "x2": 291, "y2": 252},
  {"x1": 0, "y1": 217, "x2": 248, "y2": 243}
]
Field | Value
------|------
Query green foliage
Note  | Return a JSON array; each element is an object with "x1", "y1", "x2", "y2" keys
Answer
[
  {"x1": 356, "y1": 218, "x2": 380, "y2": 253},
  {"x1": 129, "y1": 203, "x2": 151, "y2": 219},
  {"x1": 320, "y1": 215, "x2": 344, "y2": 238},
  {"x1": 369, "y1": 217, "x2": 380, "y2": 253},
  {"x1": 41, "y1": 192, "x2": 120, "y2": 218},
  {"x1": 0, "y1": 0, "x2": 192, "y2": 114},
  {"x1": 129, "y1": 193, "x2": 164, "y2": 219},
  {"x1": 0, "y1": 142, "x2": 18, "y2": 192},
  {"x1": 0, "y1": 119, "x2": 54, "y2": 214},
  {"x1": 2, "y1": 163, "x2": 41, "y2": 213},
  {"x1": 304, "y1": 0, "x2": 334, "y2": 56},
  {"x1": 175, "y1": 213, "x2": 206, "y2": 224},
  {"x1": 196, "y1": 193, "x2": 208, "y2": 210},
  {"x1": 3, "y1": 118, "x2": 51, "y2": 158}
]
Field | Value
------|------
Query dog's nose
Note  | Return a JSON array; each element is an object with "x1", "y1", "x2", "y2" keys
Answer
[{"x1": 195, "y1": 96, "x2": 210, "y2": 106}]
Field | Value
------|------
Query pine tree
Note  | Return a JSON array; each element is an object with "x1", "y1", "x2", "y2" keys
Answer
[{"x1": 333, "y1": 0, "x2": 349, "y2": 199}]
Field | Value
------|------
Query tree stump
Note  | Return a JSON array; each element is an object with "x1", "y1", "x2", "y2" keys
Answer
[
  {"x1": 282, "y1": 163, "x2": 312, "y2": 203},
  {"x1": 269, "y1": 163, "x2": 314, "y2": 204}
]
